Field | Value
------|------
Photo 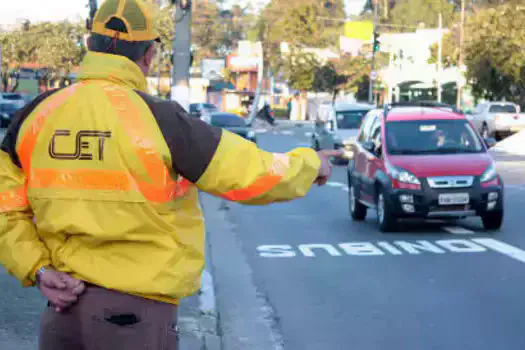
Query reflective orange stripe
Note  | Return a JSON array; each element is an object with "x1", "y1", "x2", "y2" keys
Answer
[
  {"x1": 18, "y1": 83, "x2": 190, "y2": 203},
  {"x1": 220, "y1": 175, "x2": 282, "y2": 201},
  {"x1": 101, "y1": 85, "x2": 189, "y2": 202},
  {"x1": 30, "y1": 169, "x2": 136, "y2": 191},
  {"x1": 18, "y1": 85, "x2": 83, "y2": 174},
  {"x1": 0, "y1": 186, "x2": 29, "y2": 212},
  {"x1": 218, "y1": 153, "x2": 290, "y2": 201}
]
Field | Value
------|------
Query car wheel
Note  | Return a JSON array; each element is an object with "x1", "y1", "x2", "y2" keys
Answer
[
  {"x1": 481, "y1": 124, "x2": 490, "y2": 139},
  {"x1": 348, "y1": 179, "x2": 367, "y2": 221},
  {"x1": 481, "y1": 210, "x2": 503, "y2": 231},
  {"x1": 312, "y1": 138, "x2": 320, "y2": 151},
  {"x1": 376, "y1": 187, "x2": 397, "y2": 232}
]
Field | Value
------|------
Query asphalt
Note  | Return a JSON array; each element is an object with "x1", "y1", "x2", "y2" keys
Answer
[
  {"x1": 2, "y1": 123, "x2": 525, "y2": 349},
  {"x1": 206, "y1": 123, "x2": 525, "y2": 350}
]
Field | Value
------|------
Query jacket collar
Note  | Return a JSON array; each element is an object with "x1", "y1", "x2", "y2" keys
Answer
[{"x1": 78, "y1": 52, "x2": 148, "y2": 92}]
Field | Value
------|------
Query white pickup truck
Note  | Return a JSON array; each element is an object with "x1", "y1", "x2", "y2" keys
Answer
[{"x1": 468, "y1": 102, "x2": 525, "y2": 141}]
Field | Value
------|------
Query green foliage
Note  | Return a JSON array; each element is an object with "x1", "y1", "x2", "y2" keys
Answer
[
  {"x1": 0, "y1": 20, "x2": 86, "y2": 91},
  {"x1": 390, "y1": 0, "x2": 455, "y2": 28},
  {"x1": 464, "y1": 4, "x2": 525, "y2": 105},
  {"x1": 281, "y1": 50, "x2": 320, "y2": 91},
  {"x1": 429, "y1": 29, "x2": 460, "y2": 68}
]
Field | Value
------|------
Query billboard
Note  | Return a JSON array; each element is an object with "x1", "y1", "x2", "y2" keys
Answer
[{"x1": 344, "y1": 21, "x2": 374, "y2": 41}]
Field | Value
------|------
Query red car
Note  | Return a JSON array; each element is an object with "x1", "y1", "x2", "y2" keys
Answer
[{"x1": 347, "y1": 104, "x2": 504, "y2": 232}]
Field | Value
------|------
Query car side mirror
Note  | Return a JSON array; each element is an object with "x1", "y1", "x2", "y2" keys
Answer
[
  {"x1": 484, "y1": 137, "x2": 497, "y2": 149},
  {"x1": 362, "y1": 140, "x2": 376, "y2": 153}
]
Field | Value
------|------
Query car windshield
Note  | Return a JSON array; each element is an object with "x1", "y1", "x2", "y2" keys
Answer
[
  {"x1": 211, "y1": 114, "x2": 246, "y2": 127},
  {"x1": 489, "y1": 104, "x2": 517, "y2": 113},
  {"x1": 336, "y1": 110, "x2": 369, "y2": 129},
  {"x1": 2, "y1": 94, "x2": 23, "y2": 101},
  {"x1": 386, "y1": 119, "x2": 484, "y2": 155}
]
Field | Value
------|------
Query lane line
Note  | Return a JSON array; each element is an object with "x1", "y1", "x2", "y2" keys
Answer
[
  {"x1": 326, "y1": 182, "x2": 345, "y2": 188},
  {"x1": 442, "y1": 226, "x2": 475, "y2": 235},
  {"x1": 473, "y1": 238, "x2": 525, "y2": 264},
  {"x1": 304, "y1": 132, "x2": 313, "y2": 137},
  {"x1": 280, "y1": 130, "x2": 294, "y2": 136}
]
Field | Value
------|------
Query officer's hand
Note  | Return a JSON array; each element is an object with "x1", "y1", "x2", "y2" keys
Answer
[
  {"x1": 37, "y1": 269, "x2": 85, "y2": 313},
  {"x1": 315, "y1": 149, "x2": 344, "y2": 186}
]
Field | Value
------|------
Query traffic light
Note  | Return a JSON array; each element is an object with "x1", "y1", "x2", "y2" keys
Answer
[{"x1": 373, "y1": 31, "x2": 380, "y2": 53}]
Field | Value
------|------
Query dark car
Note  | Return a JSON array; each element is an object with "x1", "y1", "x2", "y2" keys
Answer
[
  {"x1": 0, "y1": 103, "x2": 21, "y2": 128},
  {"x1": 189, "y1": 103, "x2": 218, "y2": 118},
  {"x1": 347, "y1": 104, "x2": 503, "y2": 232},
  {"x1": 203, "y1": 112, "x2": 257, "y2": 144}
]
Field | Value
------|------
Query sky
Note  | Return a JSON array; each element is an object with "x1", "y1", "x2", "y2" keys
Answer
[{"x1": 0, "y1": 0, "x2": 367, "y2": 26}]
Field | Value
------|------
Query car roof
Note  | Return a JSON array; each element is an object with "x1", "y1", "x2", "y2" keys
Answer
[
  {"x1": 210, "y1": 112, "x2": 241, "y2": 117},
  {"x1": 386, "y1": 107, "x2": 466, "y2": 122},
  {"x1": 334, "y1": 102, "x2": 374, "y2": 112}
]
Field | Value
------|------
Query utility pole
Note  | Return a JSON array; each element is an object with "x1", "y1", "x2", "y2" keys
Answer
[
  {"x1": 369, "y1": 0, "x2": 379, "y2": 104},
  {"x1": 457, "y1": 0, "x2": 465, "y2": 110},
  {"x1": 437, "y1": 12, "x2": 443, "y2": 103},
  {"x1": 172, "y1": 0, "x2": 192, "y2": 111},
  {"x1": 88, "y1": 0, "x2": 98, "y2": 30}
]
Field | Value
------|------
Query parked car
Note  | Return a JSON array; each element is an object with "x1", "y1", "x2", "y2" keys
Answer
[
  {"x1": 0, "y1": 103, "x2": 21, "y2": 128},
  {"x1": 348, "y1": 103, "x2": 503, "y2": 232},
  {"x1": 189, "y1": 103, "x2": 218, "y2": 118},
  {"x1": 202, "y1": 112, "x2": 257, "y2": 144},
  {"x1": 1, "y1": 93, "x2": 26, "y2": 110},
  {"x1": 468, "y1": 102, "x2": 524, "y2": 141},
  {"x1": 311, "y1": 102, "x2": 375, "y2": 164}
]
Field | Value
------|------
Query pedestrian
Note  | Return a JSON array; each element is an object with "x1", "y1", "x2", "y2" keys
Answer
[{"x1": 0, "y1": 0, "x2": 342, "y2": 349}]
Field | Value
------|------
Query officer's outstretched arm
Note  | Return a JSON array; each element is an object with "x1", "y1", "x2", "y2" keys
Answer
[
  {"x1": 196, "y1": 130, "x2": 321, "y2": 205},
  {"x1": 136, "y1": 95, "x2": 322, "y2": 205},
  {"x1": 0, "y1": 150, "x2": 51, "y2": 287}
]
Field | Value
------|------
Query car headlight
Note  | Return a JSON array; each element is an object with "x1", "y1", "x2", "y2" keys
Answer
[
  {"x1": 386, "y1": 162, "x2": 421, "y2": 185},
  {"x1": 480, "y1": 163, "x2": 497, "y2": 183},
  {"x1": 247, "y1": 130, "x2": 255, "y2": 139}
]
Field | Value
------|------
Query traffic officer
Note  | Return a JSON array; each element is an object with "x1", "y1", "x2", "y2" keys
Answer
[{"x1": 0, "y1": 0, "x2": 341, "y2": 349}]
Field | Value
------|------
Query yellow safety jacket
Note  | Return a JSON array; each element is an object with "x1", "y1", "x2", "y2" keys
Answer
[{"x1": 0, "y1": 52, "x2": 321, "y2": 304}]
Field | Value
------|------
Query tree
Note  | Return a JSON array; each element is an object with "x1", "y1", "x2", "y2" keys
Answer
[
  {"x1": 429, "y1": 28, "x2": 460, "y2": 68},
  {"x1": 36, "y1": 21, "x2": 86, "y2": 88},
  {"x1": 313, "y1": 63, "x2": 348, "y2": 103},
  {"x1": 282, "y1": 50, "x2": 319, "y2": 92},
  {"x1": 464, "y1": 4, "x2": 525, "y2": 106},
  {"x1": 390, "y1": 0, "x2": 455, "y2": 28},
  {"x1": 0, "y1": 23, "x2": 39, "y2": 91}
]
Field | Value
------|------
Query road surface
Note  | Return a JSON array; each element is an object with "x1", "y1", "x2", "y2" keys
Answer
[{"x1": 2, "y1": 123, "x2": 525, "y2": 350}]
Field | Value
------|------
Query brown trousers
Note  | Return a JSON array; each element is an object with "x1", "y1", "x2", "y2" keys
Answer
[{"x1": 39, "y1": 285, "x2": 178, "y2": 350}]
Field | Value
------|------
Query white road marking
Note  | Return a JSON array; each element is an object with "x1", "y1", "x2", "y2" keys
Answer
[
  {"x1": 254, "y1": 128, "x2": 268, "y2": 134},
  {"x1": 281, "y1": 130, "x2": 294, "y2": 136},
  {"x1": 442, "y1": 226, "x2": 475, "y2": 235},
  {"x1": 257, "y1": 239, "x2": 492, "y2": 258},
  {"x1": 304, "y1": 132, "x2": 313, "y2": 137},
  {"x1": 326, "y1": 182, "x2": 345, "y2": 188},
  {"x1": 473, "y1": 238, "x2": 525, "y2": 264}
]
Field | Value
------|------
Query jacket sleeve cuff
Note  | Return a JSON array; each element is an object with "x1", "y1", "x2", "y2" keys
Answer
[{"x1": 24, "y1": 259, "x2": 52, "y2": 287}]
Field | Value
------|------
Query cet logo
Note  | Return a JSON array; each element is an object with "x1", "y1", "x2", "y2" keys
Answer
[{"x1": 48, "y1": 130, "x2": 112, "y2": 161}]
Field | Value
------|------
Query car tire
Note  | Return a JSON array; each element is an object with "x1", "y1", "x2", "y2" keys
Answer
[
  {"x1": 376, "y1": 187, "x2": 397, "y2": 232},
  {"x1": 348, "y1": 178, "x2": 367, "y2": 221},
  {"x1": 481, "y1": 211, "x2": 503, "y2": 231},
  {"x1": 312, "y1": 138, "x2": 320, "y2": 151}
]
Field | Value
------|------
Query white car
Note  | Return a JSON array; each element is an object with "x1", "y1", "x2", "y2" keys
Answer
[
  {"x1": 468, "y1": 102, "x2": 525, "y2": 140},
  {"x1": 311, "y1": 102, "x2": 375, "y2": 164}
]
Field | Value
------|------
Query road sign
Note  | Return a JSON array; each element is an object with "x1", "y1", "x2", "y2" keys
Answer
[
  {"x1": 371, "y1": 71, "x2": 378, "y2": 80},
  {"x1": 344, "y1": 21, "x2": 373, "y2": 41}
]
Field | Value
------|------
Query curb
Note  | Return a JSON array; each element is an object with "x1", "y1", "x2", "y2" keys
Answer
[{"x1": 177, "y1": 194, "x2": 222, "y2": 350}]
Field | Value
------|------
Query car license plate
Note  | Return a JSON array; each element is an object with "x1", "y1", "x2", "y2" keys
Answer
[{"x1": 438, "y1": 193, "x2": 470, "y2": 205}]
